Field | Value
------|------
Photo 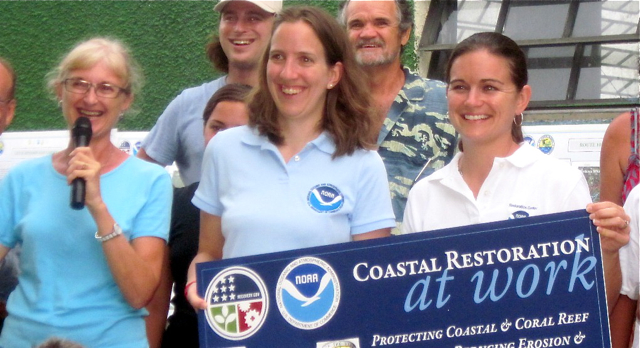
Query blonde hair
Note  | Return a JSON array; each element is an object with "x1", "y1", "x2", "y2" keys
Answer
[{"x1": 47, "y1": 37, "x2": 143, "y2": 113}]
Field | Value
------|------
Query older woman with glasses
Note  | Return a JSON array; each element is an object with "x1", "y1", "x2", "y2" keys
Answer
[{"x1": 0, "y1": 38, "x2": 172, "y2": 347}]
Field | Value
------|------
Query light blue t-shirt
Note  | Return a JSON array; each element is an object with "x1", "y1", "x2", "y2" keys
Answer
[
  {"x1": 193, "y1": 126, "x2": 396, "y2": 259},
  {"x1": 0, "y1": 155, "x2": 172, "y2": 348},
  {"x1": 142, "y1": 76, "x2": 227, "y2": 186}
]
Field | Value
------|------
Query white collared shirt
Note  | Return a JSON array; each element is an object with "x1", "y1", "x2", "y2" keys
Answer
[{"x1": 402, "y1": 144, "x2": 592, "y2": 234}]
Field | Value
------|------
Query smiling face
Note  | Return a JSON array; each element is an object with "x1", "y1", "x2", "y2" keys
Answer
[
  {"x1": 219, "y1": 1, "x2": 275, "y2": 71},
  {"x1": 266, "y1": 21, "x2": 342, "y2": 127},
  {"x1": 446, "y1": 49, "x2": 531, "y2": 151},
  {"x1": 204, "y1": 100, "x2": 249, "y2": 145},
  {"x1": 344, "y1": 0, "x2": 409, "y2": 68},
  {"x1": 57, "y1": 60, "x2": 132, "y2": 141}
]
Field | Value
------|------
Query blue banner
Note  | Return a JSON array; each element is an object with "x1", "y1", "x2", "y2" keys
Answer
[{"x1": 196, "y1": 210, "x2": 610, "y2": 348}]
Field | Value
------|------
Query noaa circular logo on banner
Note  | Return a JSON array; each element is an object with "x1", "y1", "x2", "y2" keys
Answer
[
  {"x1": 0, "y1": 140, "x2": 4, "y2": 156},
  {"x1": 276, "y1": 257, "x2": 341, "y2": 330},
  {"x1": 204, "y1": 266, "x2": 269, "y2": 341},
  {"x1": 308, "y1": 184, "x2": 344, "y2": 213},
  {"x1": 537, "y1": 134, "x2": 555, "y2": 154}
]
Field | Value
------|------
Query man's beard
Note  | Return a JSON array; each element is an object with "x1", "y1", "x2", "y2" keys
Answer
[{"x1": 355, "y1": 38, "x2": 399, "y2": 67}]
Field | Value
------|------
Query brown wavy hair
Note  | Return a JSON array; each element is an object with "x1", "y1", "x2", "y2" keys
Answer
[
  {"x1": 206, "y1": 34, "x2": 229, "y2": 74},
  {"x1": 202, "y1": 83, "x2": 252, "y2": 124},
  {"x1": 248, "y1": 6, "x2": 375, "y2": 158}
]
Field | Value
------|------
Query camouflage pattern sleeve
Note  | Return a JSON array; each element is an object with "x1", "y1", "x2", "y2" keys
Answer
[{"x1": 377, "y1": 68, "x2": 457, "y2": 229}]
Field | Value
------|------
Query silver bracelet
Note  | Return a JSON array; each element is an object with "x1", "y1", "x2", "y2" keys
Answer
[{"x1": 95, "y1": 223, "x2": 123, "y2": 243}]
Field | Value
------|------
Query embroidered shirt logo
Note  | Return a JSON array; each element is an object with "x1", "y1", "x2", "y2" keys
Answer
[
  {"x1": 308, "y1": 184, "x2": 344, "y2": 213},
  {"x1": 510, "y1": 210, "x2": 530, "y2": 219}
]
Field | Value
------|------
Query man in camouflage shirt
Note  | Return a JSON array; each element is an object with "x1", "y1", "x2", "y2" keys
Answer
[{"x1": 339, "y1": 0, "x2": 456, "y2": 232}]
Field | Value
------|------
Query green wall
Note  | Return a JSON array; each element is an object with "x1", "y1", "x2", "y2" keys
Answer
[{"x1": 0, "y1": 0, "x2": 417, "y2": 131}]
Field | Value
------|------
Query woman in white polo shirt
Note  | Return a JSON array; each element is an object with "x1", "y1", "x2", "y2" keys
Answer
[
  {"x1": 402, "y1": 32, "x2": 630, "y2": 313},
  {"x1": 185, "y1": 6, "x2": 395, "y2": 309}
]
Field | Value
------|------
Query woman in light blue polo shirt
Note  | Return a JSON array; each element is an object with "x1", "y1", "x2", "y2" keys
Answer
[{"x1": 185, "y1": 6, "x2": 396, "y2": 308}]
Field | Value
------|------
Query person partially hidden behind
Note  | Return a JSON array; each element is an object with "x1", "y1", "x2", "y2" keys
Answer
[
  {"x1": 186, "y1": 5, "x2": 395, "y2": 310},
  {"x1": 338, "y1": 0, "x2": 457, "y2": 232},
  {"x1": 148, "y1": 84, "x2": 252, "y2": 348},
  {"x1": 137, "y1": 0, "x2": 281, "y2": 187}
]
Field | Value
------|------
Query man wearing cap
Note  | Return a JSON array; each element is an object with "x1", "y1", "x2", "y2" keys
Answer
[
  {"x1": 141, "y1": 2, "x2": 281, "y2": 347},
  {"x1": 138, "y1": 0, "x2": 281, "y2": 188},
  {"x1": 339, "y1": 0, "x2": 456, "y2": 233},
  {"x1": 0, "y1": 57, "x2": 18, "y2": 332}
]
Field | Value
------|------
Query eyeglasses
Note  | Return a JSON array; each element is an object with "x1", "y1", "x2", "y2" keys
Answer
[{"x1": 62, "y1": 78, "x2": 128, "y2": 99}]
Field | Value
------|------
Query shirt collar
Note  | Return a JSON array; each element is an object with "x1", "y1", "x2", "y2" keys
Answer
[
  {"x1": 429, "y1": 143, "x2": 538, "y2": 181},
  {"x1": 500, "y1": 143, "x2": 540, "y2": 168},
  {"x1": 241, "y1": 126, "x2": 335, "y2": 155}
]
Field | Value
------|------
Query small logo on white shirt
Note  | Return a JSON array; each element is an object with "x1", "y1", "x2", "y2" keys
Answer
[{"x1": 510, "y1": 210, "x2": 530, "y2": 219}]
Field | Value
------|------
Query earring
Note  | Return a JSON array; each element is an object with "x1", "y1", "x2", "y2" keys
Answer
[
  {"x1": 328, "y1": 84, "x2": 334, "y2": 89},
  {"x1": 58, "y1": 100, "x2": 62, "y2": 107},
  {"x1": 513, "y1": 113, "x2": 524, "y2": 126}
]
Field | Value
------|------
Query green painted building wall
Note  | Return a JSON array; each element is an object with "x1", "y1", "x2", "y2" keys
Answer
[{"x1": 0, "y1": 0, "x2": 417, "y2": 132}]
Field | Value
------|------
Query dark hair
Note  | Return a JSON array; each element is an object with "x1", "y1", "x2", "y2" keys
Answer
[
  {"x1": 338, "y1": 0, "x2": 413, "y2": 53},
  {"x1": 248, "y1": 6, "x2": 374, "y2": 157},
  {"x1": 446, "y1": 32, "x2": 528, "y2": 149},
  {"x1": 202, "y1": 83, "x2": 252, "y2": 124},
  {"x1": 36, "y1": 337, "x2": 86, "y2": 348},
  {"x1": 206, "y1": 35, "x2": 229, "y2": 73},
  {"x1": 0, "y1": 57, "x2": 16, "y2": 100}
]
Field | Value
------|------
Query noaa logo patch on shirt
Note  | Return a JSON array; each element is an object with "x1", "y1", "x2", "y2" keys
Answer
[
  {"x1": 276, "y1": 257, "x2": 341, "y2": 330},
  {"x1": 510, "y1": 210, "x2": 530, "y2": 219},
  {"x1": 308, "y1": 184, "x2": 344, "y2": 213},
  {"x1": 203, "y1": 266, "x2": 269, "y2": 340}
]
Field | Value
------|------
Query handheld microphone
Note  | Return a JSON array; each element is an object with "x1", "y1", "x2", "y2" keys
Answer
[{"x1": 70, "y1": 117, "x2": 92, "y2": 210}]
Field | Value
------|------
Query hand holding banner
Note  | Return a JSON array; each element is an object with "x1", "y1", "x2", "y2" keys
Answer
[{"x1": 197, "y1": 210, "x2": 611, "y2": 348}]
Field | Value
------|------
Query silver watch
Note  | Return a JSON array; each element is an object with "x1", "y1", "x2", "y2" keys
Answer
[{"x1": 95, "y1": 223, "x2": 123, "y2": 243}]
